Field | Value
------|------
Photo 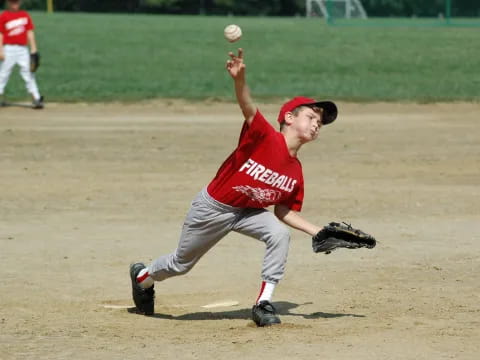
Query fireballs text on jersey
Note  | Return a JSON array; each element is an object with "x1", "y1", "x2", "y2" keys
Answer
[{"x1": 238, "y1": 158, "x2": 297, "y2": 193}]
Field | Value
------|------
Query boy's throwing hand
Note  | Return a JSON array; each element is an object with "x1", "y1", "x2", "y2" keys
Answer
[{"x1": 226, "y1": 48, "x2": 245, "y2": 79}]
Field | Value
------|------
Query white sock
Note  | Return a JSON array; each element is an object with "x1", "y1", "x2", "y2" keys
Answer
[
  {"x1": 136, "y1": 268, "x2": 154, "y2": 289},
  {"x1": 256, "y1": 281, "x2": 276, "y2": 304}
]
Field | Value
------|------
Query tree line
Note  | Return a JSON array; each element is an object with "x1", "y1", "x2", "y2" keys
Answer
[{"x1": 6, "y1": 0, "x2": 480, "y2": 17}]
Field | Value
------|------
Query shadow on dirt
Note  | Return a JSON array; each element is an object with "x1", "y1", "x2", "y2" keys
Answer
[
  {"x1": 1, "y1": 102, "x2": 34, "y2": 109},
  {"x1": 127, "y1": 301, "x2": 365, "y2": 320}
]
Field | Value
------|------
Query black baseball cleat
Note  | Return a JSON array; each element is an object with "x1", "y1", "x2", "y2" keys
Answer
[
  {"x1": 252, "y1": 300, "x2": 281, "y2": 327},
  {"x1": 130, "y1": 263, "x2": 155, "y2": 316},
  {"x1": 32, "y1": 95, "x2": 44, "y2": 109}
]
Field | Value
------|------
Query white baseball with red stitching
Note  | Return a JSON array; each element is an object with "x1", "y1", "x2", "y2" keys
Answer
[{"x1": 224, "y1": 24, "x2": 242, "y2": 43}]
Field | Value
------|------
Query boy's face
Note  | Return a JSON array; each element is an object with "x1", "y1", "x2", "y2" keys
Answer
[
  {"x1": 286, "y1": 106, "x2": 323, "y2": 142},
  {"x1": 8, "y1": 0, "x2": 21, "y2": 11}
]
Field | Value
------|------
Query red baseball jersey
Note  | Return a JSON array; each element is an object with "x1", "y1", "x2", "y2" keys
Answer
[
  {"x1": 207, "y1": 109, "x2": 305, "y2": 211},
  {"x1": 0, "y1": 10, "x2": 34, "y2": 46}
]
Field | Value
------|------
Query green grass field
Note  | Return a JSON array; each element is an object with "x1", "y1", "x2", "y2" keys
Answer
[{"x1": 3, "y1": 12, "x2": 480, "y2": 102}]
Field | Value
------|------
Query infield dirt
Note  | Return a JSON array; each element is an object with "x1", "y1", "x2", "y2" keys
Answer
[{"x1": 0, "y1": 101, "x2": 479, "y2": 359}]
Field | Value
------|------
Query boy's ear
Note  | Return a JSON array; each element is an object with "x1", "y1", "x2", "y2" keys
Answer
[{"x1": 284, "y1": 111, "x2": 295, "y2": 125}]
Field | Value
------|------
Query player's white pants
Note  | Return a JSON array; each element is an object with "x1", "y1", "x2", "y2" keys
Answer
[
  {"x1": 149, "y1": 188, "x2": 291, "y2": 284},
  {"x1": 0, "y1": 45, "x2": 41, "y2": 100}
]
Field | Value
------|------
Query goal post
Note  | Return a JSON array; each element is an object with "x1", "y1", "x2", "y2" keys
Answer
[
  {"x1": 306, "y1": 0, "x2": 368, "y2": 21},
  {"x1": 306, "y1": 0, "x2": 480, "y2": 27}
]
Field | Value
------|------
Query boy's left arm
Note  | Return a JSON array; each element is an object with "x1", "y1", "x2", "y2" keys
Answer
[
  {"x1": 27, "y1": 30, "x2": 38, "y2": 53},
  {"x1": 275, "y1": 204, "x2": 377, "y2": 254},
  {"x1": 274, "y1": 204, "x2": 321, "y2": 236}
]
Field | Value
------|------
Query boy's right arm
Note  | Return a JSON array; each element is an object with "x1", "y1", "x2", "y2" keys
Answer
[
  {"x1": 0, "y1": 33, "x2": 4, "y2": 61},
  {"x1": 27, "y1": 30, "x2": 38, "y2": 54},
  {"x1": 226, "y1": 48, "x2": 257, "y2": 125}
]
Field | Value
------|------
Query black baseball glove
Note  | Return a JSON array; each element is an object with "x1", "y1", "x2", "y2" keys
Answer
[
  {"x1": 30, "y1": 52, "x2": 40, "y2": 72},
  {"x1": 312, "y1": 222, "x2": 376, "y2": 254}
]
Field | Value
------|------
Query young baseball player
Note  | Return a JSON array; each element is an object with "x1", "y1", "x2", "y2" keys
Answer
[
  {"x1": 130, "y1": 48, "x2": 338, "y2": 327},
  {"x1": 0, "y1": 0, "x2": 43, "y2": 109}
]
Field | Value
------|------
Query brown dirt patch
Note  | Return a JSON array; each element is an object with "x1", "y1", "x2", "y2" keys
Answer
[{"x1": 1, "y1": 101, "x2": 479, "y2": 359}]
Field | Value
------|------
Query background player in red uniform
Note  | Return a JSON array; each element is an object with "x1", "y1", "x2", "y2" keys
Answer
[
  {"x1": 130, "y1": 48, "x2": 338, "y2": 327},
  {"x1": 0, "y1": 0, "x2": 43, "y2": 109}
]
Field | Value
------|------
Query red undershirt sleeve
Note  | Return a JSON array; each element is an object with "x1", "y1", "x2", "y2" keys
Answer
[
  {"x1": 0, "y1": 15, "x2": 5, "y2": 35},
  {"x1": 283, "y1": 181, "x2": 304, "y2": 212},
  {"x1": 237, "y1": 109, "x2": 276, "y2": 147},
  {"x1": 26, "y1": 13, "x2": 34, "y2": 31}
]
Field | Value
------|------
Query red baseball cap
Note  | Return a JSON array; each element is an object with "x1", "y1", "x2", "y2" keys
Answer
[{"x1": 277, "y1": 96, "x2": 338, "y2": 125}]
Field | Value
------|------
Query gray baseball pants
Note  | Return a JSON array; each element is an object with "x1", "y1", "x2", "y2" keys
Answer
[{"x1": 148, "y1": 188, "x2": 290, "y2": 284}]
